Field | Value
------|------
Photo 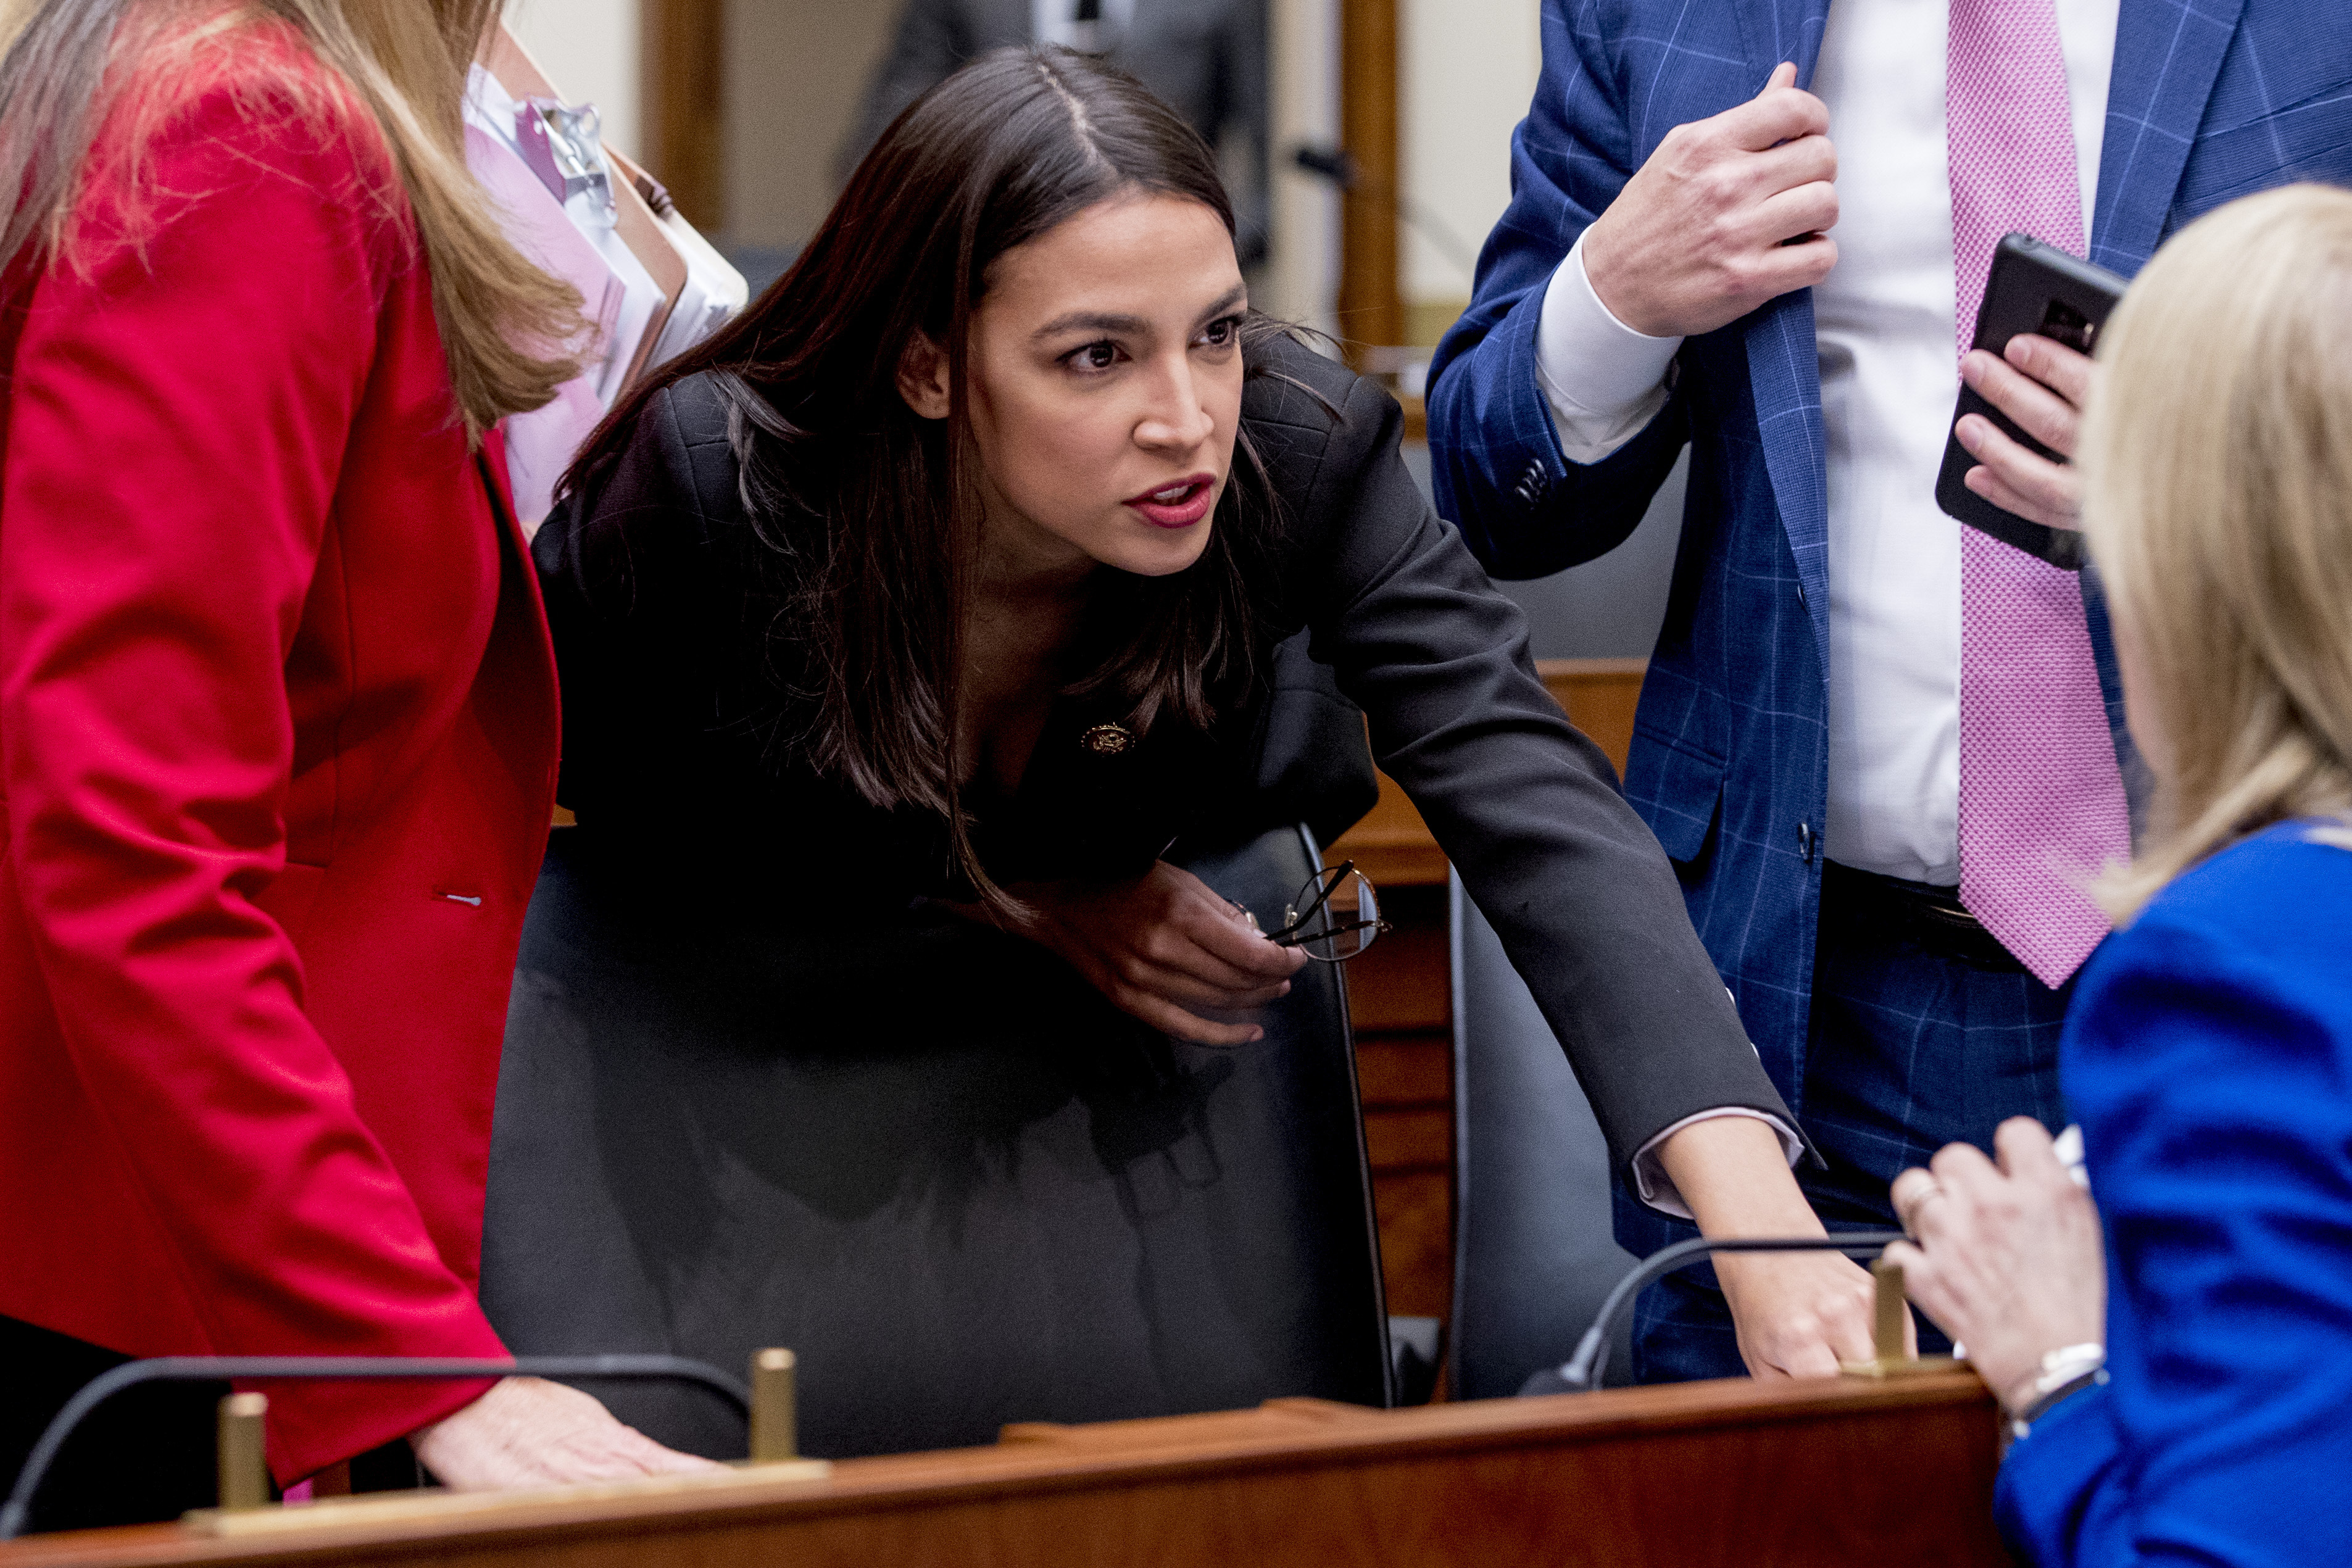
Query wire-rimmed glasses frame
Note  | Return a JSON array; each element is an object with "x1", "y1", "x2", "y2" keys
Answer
[{"x1": 1259, "y1": 858, "x2": 1391, "y2": 963}]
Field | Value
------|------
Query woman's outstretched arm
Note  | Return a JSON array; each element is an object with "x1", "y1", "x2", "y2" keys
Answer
[{"x1": 1260, "y1": 347, "x2": 1878, "y2": 1375}]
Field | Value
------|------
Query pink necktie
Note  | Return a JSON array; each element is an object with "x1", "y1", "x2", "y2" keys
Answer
[{"x1": 1947, "y1": 0, "x2": 2130, "y2": 989}]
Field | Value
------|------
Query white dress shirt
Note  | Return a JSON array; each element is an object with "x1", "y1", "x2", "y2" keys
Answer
[
  {"x1": 1565, "y1": 0, "x2": 2118, "y2": 1209},
  {"x1": 1538, "y1": 0, "x2": 2116, "y2": 886}
]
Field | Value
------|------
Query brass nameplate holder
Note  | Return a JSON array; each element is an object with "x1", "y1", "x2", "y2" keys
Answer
[
  {"x1": 216, "y1": 1393, "x2": 270, "y2": 1514},
  {"x1": 749, "y1": 1347, "x2": 797, "y2": 1462},
  {"x1": 1840, "y1": 1258, "x2": 1959, "y2": 1380}
]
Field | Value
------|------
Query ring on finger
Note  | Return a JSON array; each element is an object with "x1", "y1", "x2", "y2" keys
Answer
[{"x1": 1898, "y1": 1180, "x2": 1947, "y2": 1237}]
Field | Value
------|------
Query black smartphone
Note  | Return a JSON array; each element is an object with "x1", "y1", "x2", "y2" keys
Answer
[{"x1": 1934, "y1": 232, "x2": 2127, "y2": 571}]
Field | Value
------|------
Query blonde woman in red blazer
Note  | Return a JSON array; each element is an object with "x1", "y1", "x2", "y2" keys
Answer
[{"x1": 0, "y1": 0, "x2": 706, "y2": 1524}]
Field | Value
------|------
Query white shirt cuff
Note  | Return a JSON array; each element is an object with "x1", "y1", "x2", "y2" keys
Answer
[
  {"x1": 1631, "y1": 1107, "x2": 1805, "y2": 1221},
  {"x1": 1534, "y1": 233, "x2": 1684, "y2": 465}
]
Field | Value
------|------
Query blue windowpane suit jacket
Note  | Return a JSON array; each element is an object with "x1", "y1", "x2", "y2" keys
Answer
[{"x1": 1427, "y1": 0, "x2": 2352, "y2": 1148}]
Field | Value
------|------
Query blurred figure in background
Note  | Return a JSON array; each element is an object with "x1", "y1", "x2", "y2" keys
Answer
[
  {"x1": 840, "y1": 0, "x2": 1267, "y2": 263},
  {"x1": 1890, "y1": 183, "x2": 2352, "y2": 1568}
]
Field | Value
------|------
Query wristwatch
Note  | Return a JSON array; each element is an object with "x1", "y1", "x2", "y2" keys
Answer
[{"x1": 2007, "y1": 1343, "x2": 2107, "y2": 1441}]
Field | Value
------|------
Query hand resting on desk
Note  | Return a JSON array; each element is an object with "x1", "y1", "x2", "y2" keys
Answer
[
  {"x1": 1656, "y1": 1116, "x2": 1902, "y2": 1379},
  {"x1": 410, "y1": 1377, "x2": 721, "y2": 1490}
]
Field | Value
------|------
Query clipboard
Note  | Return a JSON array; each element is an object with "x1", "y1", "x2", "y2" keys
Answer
[{"x1": 480, "y1": 24, "x2": 692, "y2": 389}]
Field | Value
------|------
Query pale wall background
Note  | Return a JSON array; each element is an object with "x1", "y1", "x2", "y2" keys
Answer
[
  {"x1": 721, "y1": 1, "x2": 899, "y2": 259},
  {"x1": 1399, "y1": 0, "x2": 1539, "y2": 327}
]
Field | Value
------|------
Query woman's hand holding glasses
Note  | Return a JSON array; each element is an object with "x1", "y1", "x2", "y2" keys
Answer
[{"x1": 986, "y1": 860, "x2": 1307, "y2": 1045}]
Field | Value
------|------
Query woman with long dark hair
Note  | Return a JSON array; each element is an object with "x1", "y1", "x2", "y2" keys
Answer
[
  {"x1": 531, "y1": 48, "x2": 1882, "y2": 1390},
  {"x1": 0, "y1": 0, "x2": 707, "y2": 1527}
]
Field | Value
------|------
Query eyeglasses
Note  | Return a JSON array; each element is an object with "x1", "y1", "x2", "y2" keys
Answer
[{"x1": 1244, "y1": 859, "x2": 1390, "y2": 963}]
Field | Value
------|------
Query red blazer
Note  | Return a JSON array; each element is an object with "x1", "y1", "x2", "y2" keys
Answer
[{"x1": 0, "y1": 59, "x2": 558, "y2": 1478}]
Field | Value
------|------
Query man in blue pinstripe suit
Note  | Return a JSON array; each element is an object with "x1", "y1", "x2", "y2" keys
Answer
[{"x1": 1427, "y1": 0, "x2": 2352, "y2": 1381}]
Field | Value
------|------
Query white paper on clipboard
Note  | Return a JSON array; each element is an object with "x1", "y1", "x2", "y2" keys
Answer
[
  {"x1": 605, "y1": 149, "x2": 751, "y2": 371},
  {"x1": 460, "y1": 123, "x2": 620, "y2": 527},
  {"x1": 463, "y1": 65, "x2": 664, "y2": 403}
]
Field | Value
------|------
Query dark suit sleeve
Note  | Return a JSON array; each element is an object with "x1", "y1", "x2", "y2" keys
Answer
[
  {"x1": 1423, "y1": 0, "x2": 1688, "y2": 581},
  {"x1": 1995, "y1": 898, "x2": 2352, "y2": 1566},
  {"x1": 1277, "y1": 365, "x2": 1793, "y2": 1176}
]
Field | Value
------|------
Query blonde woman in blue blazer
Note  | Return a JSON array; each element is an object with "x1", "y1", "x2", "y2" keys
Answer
[{"x1": 1888, "y1": 185, "x2": 2352, "y2": 1567}]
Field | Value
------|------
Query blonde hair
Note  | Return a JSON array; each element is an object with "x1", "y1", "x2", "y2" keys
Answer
[
  {"x1": 0, "y1": 0, "x2": 579, "y2": 440},
  {"x1": 2080, "y1": 184, "x2": 2352, "y2": 919}
]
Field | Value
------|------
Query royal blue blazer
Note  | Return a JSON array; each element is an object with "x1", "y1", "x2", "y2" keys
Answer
[
  {"x1": 1426, "y1": 0, "x2": 2352, "y2": 1113},
  {"x1": 1995, "y1": 823, "x2": 2352, "y2": 1566}
]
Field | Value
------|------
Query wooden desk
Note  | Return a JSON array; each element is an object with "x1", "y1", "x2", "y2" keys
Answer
[{"x1": 0, "y1": 1372, "x2": 2005, "y2": 1567}]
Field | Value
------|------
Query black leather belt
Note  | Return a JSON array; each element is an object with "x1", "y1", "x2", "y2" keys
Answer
[{"x1": 1819, "y1": 861, "x2": 2027, "y2": 973}]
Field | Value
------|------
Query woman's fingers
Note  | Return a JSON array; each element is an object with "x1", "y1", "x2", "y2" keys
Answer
[
  {"x1": 1719, "y1": 1250, "x2": 1882, "y2": 1379},
  {"x1": 1111, "y1": 918, "x2": 1295, "y2": 1005},
  {"x1": 1171, "y1": 900, "x2": 1306, "y2": 984},
  {"x1": 1955, "y1": 411, "x2": 2084, "y2": 528},
  {"x1": 411, "y1": 1377, "x2": 721, "y2": 1490},
  {"x1": 1108, "y1": 952, "x2": 1290, "y2": 1009},
  {"x1": 1004, "y1": 864, "x2": 1307, "y2": 1040},
  {"x1": 610, "y1": 1421, "x2": 726, "y2": 1474},
  {"x1": 1992, "y1": 1114, "x2": 2066, "y2": 1182},
  {"x1": 2003, "y1": 331, "x2": 2096, "y2": 409},
  {"x1": 1117, "y1": 985, "x2": 1265, "y2": 1047},
  {"x1": 1965, "y1": 346, "x2": 2084, "y2": 457},
  {"x1": 1145, "y1": 864, "x2": 1307, "y2": 980},
  {"x1": 1884, "y1": 1130, "x2": 2109, "y2": 1412},
  {"x1": 1890, "y1": 1165, "x2": 1948, "y2": 1238}
]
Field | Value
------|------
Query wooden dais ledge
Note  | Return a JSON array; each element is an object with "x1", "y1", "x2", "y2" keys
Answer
[
  {"x1": 1331, "y1": 658, "x2": 1645, "y2": 887},
  {"x1": 0, "y1": 1371, "x2": 2002, "y2": 1568}
]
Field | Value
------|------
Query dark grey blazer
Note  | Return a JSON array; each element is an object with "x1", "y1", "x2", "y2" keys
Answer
[
  {"x1": 837, "y1": 0, "x2": 1268, "y2": 262},
  {"x1": 532, "y1": 333, "x2": 1795, "y2": 1182}
]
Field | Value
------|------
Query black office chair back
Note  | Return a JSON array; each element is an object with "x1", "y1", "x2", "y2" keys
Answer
[
  {"x1": 1447, "y1": 873, "x2": 1636, "y2": 1398},
  {"x1": 481, "y1": 825, "x2": 1391, "y2": 1459}
]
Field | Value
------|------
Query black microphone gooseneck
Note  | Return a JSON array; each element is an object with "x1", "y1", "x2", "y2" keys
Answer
[
  {"x1": 0, "y1": 1353, "x2": 748, "y2": 1541},
  {"x1": 1534, "y1": 1231, "x2": 1909, "y2": 1393}
]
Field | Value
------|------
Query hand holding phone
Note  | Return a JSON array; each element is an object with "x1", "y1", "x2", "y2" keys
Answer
[
  {"x1": 1934, "y1": 233, "x2": 2127, "y2": 570},
  {"x1": 1954, "y1": 332, "x2": 2097, "y2": 527}
]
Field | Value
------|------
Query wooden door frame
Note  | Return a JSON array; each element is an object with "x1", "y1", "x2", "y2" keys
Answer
[
  {"x1": 1336, "y1": 0, "x2": 1403, "y2": 355},
  {"x1": 641, "y1": 0, "x2": 727, "y2": 233}
]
